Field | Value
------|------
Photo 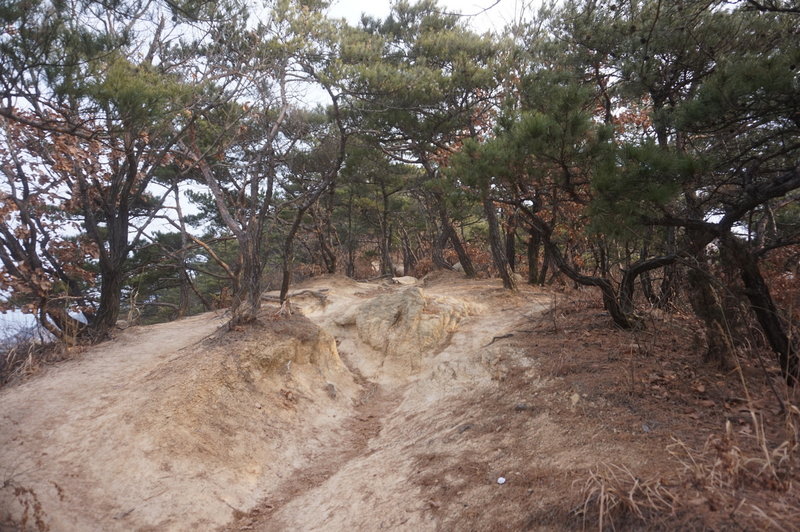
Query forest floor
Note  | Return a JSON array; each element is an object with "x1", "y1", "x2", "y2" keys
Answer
[{"x1": 1, "y1": 272, "x2": 798, "y2": 531}]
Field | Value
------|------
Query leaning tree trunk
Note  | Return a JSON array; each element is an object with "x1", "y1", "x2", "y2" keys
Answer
[
  {"x1": 445, "y1": 221, "x2": 476, "y2": 277},
  {"x1": 527, "y1": 230, "x2": 541, "y2": 285},
  {"x1": 657, "y1": 227, "x2": 678, "y2": 308},
  {"x1": 279, "y1": 210, "x2": 305, "y2": 304},
  {"x1": 433, "y1": 197, "x2": 476, "y2": 276},
  {"x1": 518, "y1": 207, "x2": 634, "y2": 328},
  {"x1": 505, "y1": 210, "x2": 517, "y2": 272},
  {"x1": 538, "y1": 248, "x2": 550, "y2": 286},
  {"x1": 722, "y1": 235, "x2": 799, "y2": 386},
  {"x1": 483, "y1": 194, "x2": 517, "y2": 291},
  {"x1": 619, "y1": 255, "x2": 677, "y2": 316},
  {"x1": 685, "y1": 229, "x2": 732, "y2": 369},
  {"x1": 320, "y1": 237, "x2": 337, "y2": 274},
  {"x1": 400, "y1": 228, "x2": 417, "y2": 276},
  {"x1": 432, "y1": 226, "x2": 452, "y2": 270},
  {"x1": 686, "y1": 259, "x2": 732, "y2": 369}
]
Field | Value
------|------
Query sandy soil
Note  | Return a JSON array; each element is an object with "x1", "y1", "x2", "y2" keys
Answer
[{"x1": 1, "y1": 273, "x2": 797, "y2": 531}]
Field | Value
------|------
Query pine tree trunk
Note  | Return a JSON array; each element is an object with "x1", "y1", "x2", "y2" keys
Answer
[
  {"x1": 400, "y1": 229, "x2": 416, "y2": 276},
  {"x1": 432, "y1": 227, "x2": 452, "y2": 270},
  {"x1": 685, "y1": 229, "x2": 732, "y2": 369},
  {"x1": 483, "y1": 194, "x2": 517, "y2": 290},
  {"x1": 380, "y1": 220, "x2": 394, "y2": 276},
  {"x1": 505, "y1": 211, "x2": 517, "y2": 272},
  {"x1": 380, "y1": 184, "x2": 395, "y2": 276},
  {"x1": 234, "y1": 233, "x2": 263, "y2": 324},
  {"x1": 657, "y1": 227, "x2": 678, "y2": 308},
  {"x1": 722, "y1": 235, "x2": 798, "y2": 385},
  {"x1": 686, "y1": 262, "x2": 732, "y2": 369},
  {"x1": 93, "y1": 264, "x2": 124, "y2": 339},
  {"x1": 345, "y1": 191, "x2": 355, "y2": 278},
  {"x1": 538, "y1": 248, "x2": 550, "y2": 286},
  {"x1": 619, "y1": 255, "x2": 677, "y2": 315},
  {"x1": 527, "y1": 230, "x2": 541, "y2": 285},
  {"x1": 445, "y1": 221, "x2": 476, "y2": 277}
]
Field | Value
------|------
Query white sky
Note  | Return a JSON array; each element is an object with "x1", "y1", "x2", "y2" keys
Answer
[{"x1": 326, "y1": 0, "x2": 538, "y2": 34}]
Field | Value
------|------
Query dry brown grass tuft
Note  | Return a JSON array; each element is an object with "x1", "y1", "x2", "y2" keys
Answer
[
  {"x1": 577, "y1": 463, "x2": 678, "y2": 531},
  {"x1": 578, "y1": 403, "x2": 800, "y2": 531},
  {"x1": 669, "y1": 409, "x2": 798, "y2": 493},
  {"x1": 0, "y1": 334, "x2": 67, "y2": 387}
]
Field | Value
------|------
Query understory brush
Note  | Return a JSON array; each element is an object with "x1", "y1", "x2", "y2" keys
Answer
[
  {"x1": 0, "y1": 329, "x2": 66, "y2": 387},
  {"x1": 579, "y1": 400, "x2": 800, "y2": 531}
]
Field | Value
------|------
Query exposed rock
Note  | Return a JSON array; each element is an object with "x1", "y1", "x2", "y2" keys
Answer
[{"x1": 352, "y1": 287, "x2": 472, "y2": 376}]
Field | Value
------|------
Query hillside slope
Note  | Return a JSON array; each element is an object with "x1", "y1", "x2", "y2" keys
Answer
[{"x1": 1, "y1": 274, "x2": 797, "y2": 531}]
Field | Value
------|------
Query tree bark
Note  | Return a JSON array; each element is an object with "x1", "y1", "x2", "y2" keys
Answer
[
  {"x1": 657, "y1": 227, "x2": 678, "y2": 308},
  {"x1": 505, "y1": 210, "x2": 517, "y2": 272},
  {"x1": 400, "y1": 228, "x2": 417, "y2": 276},
  {"x1": 722, "y1": 235, "x2": 799, "y2": 385},
  {"x1": 685, "y1": 229, "x2": 732, "y2": 369},
  {"x1": 445, "y1": 221, "x2": 476, "y2": 277},
  {"x1": 379, "y1": 182, "x2": 395, "y2": 276},
  {"x1": 527, "y1": 230, "x2": 541, "y2": 285},
  {"x1": 483, "y1": 194, "x2": 517, "y2": 290},
  {"x1": 619, "y1": 255, "x2": 677, "y2": 315},
  {"x1": 92, "y1": 262, "x2": 125, "y2": 338},
  {"x1": 517, "y1": 206, "x2": 634, "y2": 328},
  {"x1": 538, "y1": 248, "x2": 550, "y2": 286},
  {"x1": 686, "y1": 260, "x2": 732, "y2": 369},
  {"x1": 432, "y1": 226, "x2": 452, "y2": 270},
  {"x1": 233, "y1": 228, "x2": 264, "y2": 324}
]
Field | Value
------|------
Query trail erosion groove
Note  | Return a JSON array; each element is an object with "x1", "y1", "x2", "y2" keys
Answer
[{"x1": 1, "y1": 274, "x2": 555, "y2": 531}]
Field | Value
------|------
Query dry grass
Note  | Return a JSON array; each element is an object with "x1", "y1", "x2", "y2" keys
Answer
[
  {"x1": 553, "y1": 279, "x2": 800, "y2": 530},
  {"x1": 670, "y1": 408, "x2": 798, "y2": 493},
  {"x1": 578, "y1": 403, "x2": 800, "y2": 531},
  {"x1": 669, "y1": 403, "x2": 800, "y2": 531},
  {"x1": 0, "y1": 331, "x2": 67, "y2": 387},
  {"x1": 577, "y1": 464, "x2": 678, "y2": 531}
]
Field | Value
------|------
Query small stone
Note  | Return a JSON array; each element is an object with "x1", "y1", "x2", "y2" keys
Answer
[
  {"x1": 457, "y1": 424, "x2": 473, "y2": 434},
  {"x1": 570, "y1": 393, "x2": 580, "y2": 406},
  {"x1": 497, "y1": 477, "x2": 506, "y2": 485},
  {"x1": 325, "y1": 382, "x2": 337, "y2": 400},
  {"x1": 255, "y1": 403, "x2": 263, "y2": 410},
  {"x1": 514, "y1": 403, "x2": 532, "y2": 411}
]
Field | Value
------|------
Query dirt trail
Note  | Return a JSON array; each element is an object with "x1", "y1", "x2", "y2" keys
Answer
[
  {"x1": 0, "y1": 312, "x2": 228, "y2": 529},
  {"x1": 232, "y1": 275, "x2": 551, "y2": 531},
  {"x1": 3, "y1": 274, "x2": 597, "y2": 531}
]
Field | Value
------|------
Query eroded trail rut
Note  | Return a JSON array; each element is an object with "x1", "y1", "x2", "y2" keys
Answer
[
  {"x1": 1, "y1": 274, "x2": 551, "y2": 531},
  {"x1": 232, "y1": 377, "x2": 404, "y2": 531},
  {"x1": 233, "y1": 277, "x2": 549, "y2": 531}
]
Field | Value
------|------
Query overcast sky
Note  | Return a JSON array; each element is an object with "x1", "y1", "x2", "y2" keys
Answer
[{"x1": 326, "y1": 0, "x2": 538, "y2": 34}]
